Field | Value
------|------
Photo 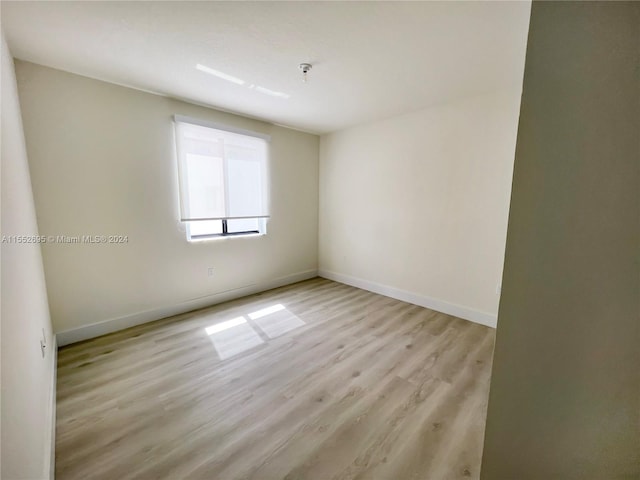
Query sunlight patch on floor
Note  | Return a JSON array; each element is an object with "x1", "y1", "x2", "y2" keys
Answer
[{"x1": 205, "y1": 304, "x2": 305, "y2": 359}]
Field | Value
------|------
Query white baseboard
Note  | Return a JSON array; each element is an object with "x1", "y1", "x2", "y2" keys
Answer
[
  {"x1": 318, "y1": 269, "x2": 497, "y2": 328},
  {"x1": 56, "y1": 269, "x2": 318, "y2": 346},
  {"x1": 47, "y1": 334, "x2": 58, "y2": 479}
]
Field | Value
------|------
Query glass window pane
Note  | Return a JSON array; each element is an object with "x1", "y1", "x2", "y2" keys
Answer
[
  {"x1": 226, "y1": 155, "x2": 263, "y2": 218},
  {"x1": 184, "y1": 152, "x2": 225, "y2": 219},
  {"x1": 227, "y1": 218, "x2": 259, "y2": 233},
  {"x1": 189, "y1": 220, "x2": 223, "y2": 238}
]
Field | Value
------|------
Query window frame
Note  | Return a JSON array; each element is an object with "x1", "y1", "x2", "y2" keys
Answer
[
  {"x1": 186, "y1": 218, "x2": 265, "y2": 241},
  {"x1": 173, "y1": 115, "x2": 270, "y2": 242}
]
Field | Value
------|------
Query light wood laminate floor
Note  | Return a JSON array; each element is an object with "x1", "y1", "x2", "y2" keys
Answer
[{"x1": 56, "y1": 278, "x2": 495, "y2": 480}]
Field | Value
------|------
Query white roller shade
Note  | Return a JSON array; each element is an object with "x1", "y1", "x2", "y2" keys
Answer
[{"x1": 174, "y1": 116, "x2": 270, "y2": 222}]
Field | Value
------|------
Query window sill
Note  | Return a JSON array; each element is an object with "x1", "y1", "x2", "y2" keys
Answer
[{"x1": 187, "y1": 232, "x2": 266, "y2": 243}]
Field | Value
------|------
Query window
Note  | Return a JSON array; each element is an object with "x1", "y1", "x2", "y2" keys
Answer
[{"x1": 174, "y1": 115, "x2": 270, "y2": 240}]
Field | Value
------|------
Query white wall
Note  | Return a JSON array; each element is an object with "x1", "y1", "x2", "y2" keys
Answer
[
  {"x1": 1, "y1": 36, "x2": 56, "y2": 480},
  {"x1": 14, "y1": 61, "x2": 319, "y2": 342},
  {"x1": 482, "y1": 3, "x2": 639, "y2": 478},
  {"x1": 319, "y1": 89, "x2": 523, "y2": 326}
]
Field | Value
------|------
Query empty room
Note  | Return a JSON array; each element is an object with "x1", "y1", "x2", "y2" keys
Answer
[{"x1": 1, "y1": 1, "x2": 638, "y2": 479}]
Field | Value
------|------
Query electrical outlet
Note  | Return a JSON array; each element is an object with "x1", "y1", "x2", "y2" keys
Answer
[
  {"x1": 40, "y1": 339, "x2": 46, "y2": 358},
  {"x1": 207, "y1": 267, "x2": 215, "y2": 277}
]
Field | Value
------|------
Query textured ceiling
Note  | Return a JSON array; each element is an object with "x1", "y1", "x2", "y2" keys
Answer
[{"x1": 1, "y1": 1, "x2": 531, "y2": 134}]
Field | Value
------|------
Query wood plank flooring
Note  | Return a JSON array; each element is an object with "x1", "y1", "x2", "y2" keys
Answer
[{"x1": 55, "y1": 278, "x2": 495, "y2": 480}]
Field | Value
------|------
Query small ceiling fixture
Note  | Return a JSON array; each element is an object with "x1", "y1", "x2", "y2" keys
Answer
[{"x1": 298, "y1": 63, "x2": 312, "y2": 83}]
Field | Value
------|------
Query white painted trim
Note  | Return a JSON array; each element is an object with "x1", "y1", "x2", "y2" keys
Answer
[
  {"x1": 56, "y1": 270, "x2": 318, "y2": 346},
  {"x1": 46, "y1": 335, "x2": 58, "y2": 479},
  {"x1": 318, "y1": 269, "x2": 497, "y2": 328},
  {"x1": 173, "y1": 114, "x2": 272, "y2": 141}
]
